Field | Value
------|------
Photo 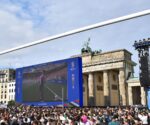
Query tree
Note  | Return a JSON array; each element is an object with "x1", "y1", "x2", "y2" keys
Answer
[{"x1": 7, "y1": 100, "x2": 16, "y2": 107}]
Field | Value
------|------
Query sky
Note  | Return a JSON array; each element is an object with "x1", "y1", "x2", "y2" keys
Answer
[{"x1": 0, "y1": 0, "x2": 150, "y2": 77}]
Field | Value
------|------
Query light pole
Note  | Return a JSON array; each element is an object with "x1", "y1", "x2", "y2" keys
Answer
[{"x1": 62, "y1": 87, "x2": 64, "y2": 108}]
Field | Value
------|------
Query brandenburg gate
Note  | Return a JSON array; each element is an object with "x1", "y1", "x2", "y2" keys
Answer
[{"x1": 74, "y1": 49, "x2": 146, "y2": 106}]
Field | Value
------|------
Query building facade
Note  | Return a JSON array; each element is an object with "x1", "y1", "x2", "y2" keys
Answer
[
  {"x1": 0, "y1": 49, "x2": 147, "y2": 106},
  {"x1": 0, "y1": 69, "x2": 15, "y2": 104},
  {"x1": 127, "y1": 78, "x2": 146, "y2": 106},
  {"x1": 77, "y1": 49, "x2": 146, "y2": 106}
]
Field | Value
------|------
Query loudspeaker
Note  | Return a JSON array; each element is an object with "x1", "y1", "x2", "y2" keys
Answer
[{"x1": 139, "y1": 56, "x2": 150, "y2": 86}]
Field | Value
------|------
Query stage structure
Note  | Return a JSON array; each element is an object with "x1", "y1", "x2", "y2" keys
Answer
[
  {"x1": 133, "y1": 38, "x2": 150, "y2": 109},
  {"x1": 15, "y1": 57, "x2": 83, "y2": 107},
  {"x1": 133, "y1": 38, "x2": 150, "y2": 86}
]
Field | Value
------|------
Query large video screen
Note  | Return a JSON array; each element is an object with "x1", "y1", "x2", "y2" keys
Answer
[
  {"x1": 16, "y1": 57, "x2": 83, "y2": 107},
  {"x1": 22, "y1": 62, "x2": 68, "y2": 102}
]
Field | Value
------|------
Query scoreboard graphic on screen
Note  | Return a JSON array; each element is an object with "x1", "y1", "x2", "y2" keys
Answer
[{"x1": 15, "y1": 57, "x2": 83, "y2": 107}]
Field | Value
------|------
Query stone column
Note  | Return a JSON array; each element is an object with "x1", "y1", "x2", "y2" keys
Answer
[
  {"x1": 128, "y1": 86, "x2": 133, "y2": 105},
  {"x1": 103, "y1": 71, "x2": 110, "y2": 106},
  {"x1": 88, "y1": 73, "x2": 94, "y2": 106},
  {"x1": 118, "y1": 68, "x2": 126, "y2": 105},
  {"x1": 83, "y1": 75, "x2": 88, "y2": 106},
  {"x1": 141, "y1": 87, "x2": 146, "y2": 106}
]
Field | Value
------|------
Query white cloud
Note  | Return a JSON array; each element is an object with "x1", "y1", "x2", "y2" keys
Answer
[
  {"x1": 0, "y1": 8, "x2": 48, "y2": 51},
  {"x1": 0, "y1": 0, "x2": 150, "y2": 76}
]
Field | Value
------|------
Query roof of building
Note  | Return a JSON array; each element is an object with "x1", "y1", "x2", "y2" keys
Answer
[{"x1": 72, "y1": 49, "x2": 133, "y2": 58}]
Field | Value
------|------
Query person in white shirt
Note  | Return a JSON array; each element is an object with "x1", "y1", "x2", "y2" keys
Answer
[{"x1": 138, "y1": 112, "x2": 148, "y2": 125}]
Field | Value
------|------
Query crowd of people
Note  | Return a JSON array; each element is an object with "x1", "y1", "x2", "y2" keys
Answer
[{"x1": 0, "y1": 105, "x2": 149, "y2": 125}]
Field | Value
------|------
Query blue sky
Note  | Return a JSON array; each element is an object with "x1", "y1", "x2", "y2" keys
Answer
[{"x1": 0, "y1": 0, "x2": 150, "y2": 76}]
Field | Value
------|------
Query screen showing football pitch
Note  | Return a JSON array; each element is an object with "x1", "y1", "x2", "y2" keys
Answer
[
  {"x1": 22, "y1": 62, "x2": 68, "y2": 102},
  {"x1": 16, "y1": 57, "x2": 83, "y2": 107}
]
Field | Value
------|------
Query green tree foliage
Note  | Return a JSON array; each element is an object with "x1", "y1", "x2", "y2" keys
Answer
[{"x1": 7, "y1": 100, "x2": 16, "y2": 107}]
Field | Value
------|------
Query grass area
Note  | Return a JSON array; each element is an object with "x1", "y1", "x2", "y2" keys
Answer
[{"x1": 22, "y1": 82, "x2": 67, "y2": 102}]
